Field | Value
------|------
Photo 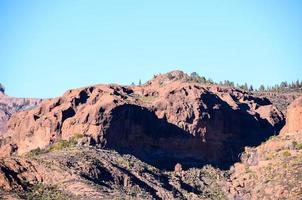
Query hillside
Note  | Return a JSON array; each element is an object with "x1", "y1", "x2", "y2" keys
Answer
[{"x1": 0, "y1": 71, "x2": 301, "y2": 200}]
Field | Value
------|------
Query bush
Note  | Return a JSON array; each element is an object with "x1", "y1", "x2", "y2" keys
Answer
[
  {"x1": 282, "y1": 151, "x2": 291, "y2": 157},
  {"x1": 26, "y1": 134, "x2": 84, "y2": 157},
  {"x1": 49, "y1": 133, "x2": 83, "y2": 152},
  {"x1": 26, "y1": 147, "x2": 48, "y2": 158},
  {"x1": 17, "y1": 184, "x2": 72, "y2": 200},
  {"x1": 293, "y1": 141, "x2": 302, "y2": 150}
]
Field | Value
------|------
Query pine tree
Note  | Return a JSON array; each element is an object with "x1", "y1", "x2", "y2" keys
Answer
[
  {"x1": 190, "y1": 72, "x2": 199, "y2": 78},
  {"x1": 259, "y1": 85, "x2": 265, "y2": 91},
  {"x1": 243, "y1": 83, "x2": 248, "y2": 91},
  {"x1": 0, "y1": 83, "x2": 4, "y2": 94}
]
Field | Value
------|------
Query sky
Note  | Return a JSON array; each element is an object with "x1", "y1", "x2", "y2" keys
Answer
[{"x1": 1, "y1": 0, "x2": 302, "y2": 98}]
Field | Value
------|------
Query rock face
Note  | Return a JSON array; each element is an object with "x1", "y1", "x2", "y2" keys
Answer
[
  {"x1": 0, "y1": 71, "x2": 285, "y2": 169},
  {"x1": 0, "y1": 157, "x2": 43, "y2": 191},
  {"x1": 0, "y1": 84, "x2": 42, "y2": 134},
  {"x1": 281, "y1": 95, "x2": 302, "y2": 133}
]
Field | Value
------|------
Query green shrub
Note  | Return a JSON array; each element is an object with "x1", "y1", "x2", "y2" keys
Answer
[
  {"x1": 293, "y1": 141, "x2": 302, "y2": 150},
  {"x1": 17, "y1": 184, "x2": 72, "y2": 200},
  {"x1": 49, "y1": 134, "x2": 83, "y2": 152},
  {"x1": 296, "y1": 143, "x2": 302, "y2": 150},
  {"x1": 282, "y1": 151, "x2": 291, "y2": 157},
  {"x1": 26, "y1": 134, "x2": 84, "y2": 157},
  {"x1": 26, "y1": 147, "x2": 48, "y2": 158}
]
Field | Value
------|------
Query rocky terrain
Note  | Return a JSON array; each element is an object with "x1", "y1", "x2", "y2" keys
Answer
[
  {"x1": 0, "y1": 146, "x2": 230, "y2": 200},
  {"x1": 229, "y1": 96, "x2": 302, "y2": 200},
  {"x1": 0, "y1": 71, "x2": 300, "y2": 200},
  {"x1": 0, "y1": 84, "x2": 42, "y2": 134},
  {"x1": 254, "y1": 91, "x2": 302, "y2": 114}
]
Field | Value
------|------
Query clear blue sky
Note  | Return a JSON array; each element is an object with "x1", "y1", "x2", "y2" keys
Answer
[{"x1": 1, "y1": 0, "x2": 301, "y2": 98}]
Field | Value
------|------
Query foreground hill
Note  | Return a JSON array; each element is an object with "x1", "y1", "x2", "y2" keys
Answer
[{"x1": 1, "y1": 71, "x2": 300, "y2": 200}]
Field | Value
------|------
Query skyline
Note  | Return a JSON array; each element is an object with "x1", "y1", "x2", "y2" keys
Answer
[{"x1": 1, "y1": 1, "x2": 302, "y2": 98}]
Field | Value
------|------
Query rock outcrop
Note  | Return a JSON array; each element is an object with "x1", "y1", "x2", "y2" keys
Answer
[
  {"x1": 281, "y1": 95, "x2": 302, "y2": 133},
  {"x1": 0, "y1": 84, "x2": 42, "y2": 134},
  {"x1": 0, "y1": 71, "x2": 285, "y2": 169}
]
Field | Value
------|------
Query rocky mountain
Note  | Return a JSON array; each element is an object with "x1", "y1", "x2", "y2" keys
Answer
[
  {"x1": 0, "y1": 71, "x2": 300, "y2": 200},
  {"x1": 0, "y1": 71, "x2": 284, "y2": 167},
  {"x1": 0, "y1": 84, "x2": 42, "y2": 134}
]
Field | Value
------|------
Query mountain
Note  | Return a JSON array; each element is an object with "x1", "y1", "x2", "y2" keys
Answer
[
  {"x1": 0, "y1": 71, "x2": 284, "y2": 166},
  {"x1": 0, "y1": 71, "x2": 300, "y2": 200}
]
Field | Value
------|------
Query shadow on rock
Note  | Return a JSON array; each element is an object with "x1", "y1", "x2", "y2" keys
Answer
[{"x1": 104, "y1": 102, "x2": 283, "y2": 170}]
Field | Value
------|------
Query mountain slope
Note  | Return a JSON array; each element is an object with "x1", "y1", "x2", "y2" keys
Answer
[{"x1": 1, "y1": 71, "x2": 299, "y2": 200}]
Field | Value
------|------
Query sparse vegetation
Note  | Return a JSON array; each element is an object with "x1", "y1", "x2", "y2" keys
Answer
[
  {"x1": 293, "y1": 141, "x2": 302, "y2": 150},
  {"x1": 26, "y1": 147, "x2": 48, "y2": 158},
  {"x1": 26, "y1": 133, "x2": 84, "y2": 157},
  {"x1": 283, "y1": 151, "x2": 292, "y2": 157},
  {"x1": 17, "y1": 184, "x2": 73, "y2": 200},
  {"x1": 187, "y1": 72, "x2": 214, "y2": 84},
  {"x1": 49, "y1": 133, "x2": 83, "y2": 152},
  {"x1": 180, "y1": 165, "x2": 228, "y2": 200},
  {"x1": 134, "y1": 94, "x2": 157, "y2": 104},
  {"x1": 178, "y1": 71, "x2": 302, "y2": 93}
]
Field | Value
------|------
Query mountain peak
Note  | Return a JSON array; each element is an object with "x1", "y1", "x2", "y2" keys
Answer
[{"x1": 146, "y1": 70, "x2": 190, "y2": 86}]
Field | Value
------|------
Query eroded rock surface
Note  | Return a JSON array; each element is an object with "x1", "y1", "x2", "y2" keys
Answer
[
  {"x1": 0, "y1": 71, "x2": 284, "y2": 169},
  {"x1": 281, "y1": 95, "x2": 302, "y2": 134}
]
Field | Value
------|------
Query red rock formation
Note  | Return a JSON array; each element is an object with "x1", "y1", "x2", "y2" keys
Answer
[
  {"x1": 0, "y1": 71, "x2": 285, "y2": 169},
  {"x1": 281, "y1": 95, "x2": 302, "y2": 133},
  {"x1": 0, "y1": 157, "x2": 43, "y2": 191}
]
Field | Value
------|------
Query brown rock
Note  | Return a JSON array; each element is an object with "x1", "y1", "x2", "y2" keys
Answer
[
  {"x1": 281, "y1": 95, "x2": 302, "y2": 133},
  {"x1": 0, "y1": 157, "x2": 42, "y2": 191},
  {"x1": 174, "y1": 163, "x2": 182, "y2": 173}
]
